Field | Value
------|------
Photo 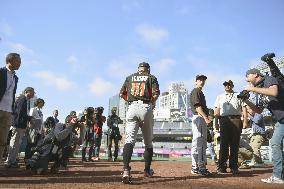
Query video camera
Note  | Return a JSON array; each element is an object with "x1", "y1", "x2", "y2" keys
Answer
[
  {"x1": 237, "y1": 90, "x2": 250, "y2": 100},
  {"x1": 85, "y1": 107, "x2": 95, "y2": 117},
  {"x1": 261, "y1": 52, "x2": 284, "y2": 86},
  {"x1": 44, "y1": 117, "x2": 56, "y2": 134},
  {"x1": 96, "y1": 106, "x2": 104, "y2": 115},
  {"x1": 238, "y1": 76, "x2": 265, "y2": 101}
]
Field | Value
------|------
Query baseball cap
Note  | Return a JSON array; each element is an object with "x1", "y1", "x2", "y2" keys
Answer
[
  {"x1": 69, "y1": 111, "x2": 76, "y2": 116},
  {"x1": 196, "y1": 74, "x2": 207, "y2": 81},
  {"x1": 223, "y1": 80, "x2": 234, "y2": 86},
  {"x1": 24, "y1": 87, "x2": 35, "y2": 93},
  {"x1": 138, "y1": 62, "x2": 150, "y2": 68},
  {"x1": 246, "y1": 68, "x2": 264, "y2": 77}
]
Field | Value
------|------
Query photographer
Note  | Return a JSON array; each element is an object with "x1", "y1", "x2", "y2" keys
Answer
[
  {"x1": 107, "y1": 107, "x2": 123, "y2": 161},
  {"x1": 244, "y1": 67, "x2": 284, "y2": 184},
  {"x1": 26, "y1": 115, "x2": 83, "y2": 174},
  {"x1": 243, "y1": 104, "x2": 266, "y2": 167},
  {"x1": 91, "y1": 106, "x2": 106, "y2": 161},
  {"x1": 81, "y1": 107, "x2": 95, "y2": 162}
]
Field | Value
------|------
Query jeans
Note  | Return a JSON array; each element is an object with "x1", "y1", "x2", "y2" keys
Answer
[
  {"x1": 271, "y1": 122, "x2": 284, "y2": 179},
  {"x1": 207, "y1": 142, "x2": 216, "y2": 161},
  {"x1": 93, "y1": 134, "x2": 102, "y2": 157},
  {"x1": 108, "y1": 134, "x2": 120, "y2": 159}
]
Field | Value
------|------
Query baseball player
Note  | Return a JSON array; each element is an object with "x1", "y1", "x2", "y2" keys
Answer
[
  {"x1": 189, "y1": 74, "x2": 212, "y2": 176},
  {"x1": 119, "y1": 62, "x2": 160, "y2": 184}
]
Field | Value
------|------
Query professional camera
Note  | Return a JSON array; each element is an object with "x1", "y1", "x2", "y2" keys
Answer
[
  {"x1": 44, "y1": 117, "x2": 56, "y2": 134},
  {"x1": 261, "y1": 53, "x2": 275, "y2": 62},
  {"x1": 85, "y1": 107, "x2": 95, "y2": 117},
  {"x1": 77, "y1": 114, "x2": 86, "y2": 123},
  {"x1": 96, "y1": 106, "x2": 104, "y2": 115},
  {"x1": 261, "y1": 52, "x2": 284, "y2": 86},
  {"x1": 237, "y1": 90, "x2": 250, "y2": 100}
]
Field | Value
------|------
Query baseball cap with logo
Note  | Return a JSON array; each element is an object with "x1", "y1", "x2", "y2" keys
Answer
[
  {"x1": 138, "y1": 62, "x2": 150, "y2": 68},
  {"x1": 246, "y1": 68, "x2": 264, "y2": 77},
  {"x1": 24, "y1": 87, "x2": 35, "y2": 93},
  {"x1": 196, "y1": 74, "x2": 207, "y2": 81},
  {"x1": 223, "y1": 80, "x2": 234, "y2": 86}
]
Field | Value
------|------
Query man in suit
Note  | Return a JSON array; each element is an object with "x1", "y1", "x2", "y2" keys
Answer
[{"x1": 0, "y1": 53, "x2": 21, "y2": 161}]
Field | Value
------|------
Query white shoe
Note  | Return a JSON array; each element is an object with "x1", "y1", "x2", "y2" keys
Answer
[
  {"x1": 248, "y1": 162, "x2": 265, "y2": 167},
  {"x1": 261, "y1": 176, "x2": 284, "y2": 184}
]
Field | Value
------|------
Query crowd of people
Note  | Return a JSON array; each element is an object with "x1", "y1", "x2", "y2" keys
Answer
[{"x1": 0, "y1": 52, "x2": 284, "y2": 185}]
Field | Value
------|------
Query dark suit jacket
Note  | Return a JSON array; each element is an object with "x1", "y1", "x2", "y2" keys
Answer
[
  {"x1": 13, "y1": 94, "x2": 31, "y2": 129},
  {"x1": 0, "y1": 67, "x2": 19, "y2": 112}
]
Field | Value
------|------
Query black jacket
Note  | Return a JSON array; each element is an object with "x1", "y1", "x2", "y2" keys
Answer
[
  {"x1": 0, "y1": 67, "x2": 19, "y2": 112},
  {"x1": 13, "y1": 94, "x2": 31, "y2": 129}
]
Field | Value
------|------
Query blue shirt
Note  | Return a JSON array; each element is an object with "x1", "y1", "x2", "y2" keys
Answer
[{"x1": 250, "y1": 113, "x2": 265, "y2": 135}]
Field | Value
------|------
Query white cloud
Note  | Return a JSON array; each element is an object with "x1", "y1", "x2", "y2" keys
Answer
[
  {"x1": 0, "y1": 20, "x2": 13, "y2": 36},
  {"x1": 33, "y1": 71, "x2": 76, "y2": 91},
  {"x1": 121, "y1": 0, "x2": 141, "y2": 11},
  {"x1": 154, "y1": 58, "x2": 176, "y2": 75},
  {"x1": 107, "y1": 54, "x2": 145, "y2": 78},
  {"x1": 136, "y1": 24, "x2": 169, "y2": 48},
  {"x1": 67, "y1": 55, "x2": 78, "y2": 65},
  {"x1": 67, "y1": 55, "x2": 82, "y2": 72},
  {"x1": 88, "y1": 77, "x2": 115, "y2": 96},
  {"x1": 8, "y1": 42, "x2": 35, "y2": 55}
]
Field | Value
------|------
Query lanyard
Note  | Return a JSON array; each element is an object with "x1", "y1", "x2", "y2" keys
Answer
[{"x1": 225, "y1": 93, "x2": 234, "y2": 104}]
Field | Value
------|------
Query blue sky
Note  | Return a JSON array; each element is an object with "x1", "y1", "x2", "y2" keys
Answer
[{"x1": 1, "y1": 0, "x2": 284, "y2": 121}]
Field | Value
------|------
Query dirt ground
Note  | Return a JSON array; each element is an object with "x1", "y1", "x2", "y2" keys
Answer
[{"x1": 0, "y1": 158, "x2": 283, "y2": 189}]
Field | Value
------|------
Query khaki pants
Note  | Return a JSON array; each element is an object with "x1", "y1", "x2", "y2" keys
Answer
[
  {"x1": 0, "y1": 110, "x2": 12, "y2": 159},
  {"x1": 6, "y1": 127, "x2": 26, "y2": 164},
  {"x1": 250, "y1": 134, "x2": 265, "y2": 164},
  {"x1": 238, "y1": 147, "x2": 253, "y2": 165}
]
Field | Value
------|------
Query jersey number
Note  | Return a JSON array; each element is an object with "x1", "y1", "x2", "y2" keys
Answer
[{"x1": 131, "y1": 82, "x2": 146, "y2": 97}]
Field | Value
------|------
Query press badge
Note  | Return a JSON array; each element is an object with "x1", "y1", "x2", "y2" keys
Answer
[{"x1": 225, "y1": 103, "x2": 231, "y2": 111}]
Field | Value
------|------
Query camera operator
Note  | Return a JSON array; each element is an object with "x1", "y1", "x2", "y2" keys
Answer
[
  {"x1": 107, "y1": 107, "x2": 123, "y2": 161},
  {"x1": 51, "y1": 114, "x2": 84, "y2": 172},
  {"x1": 26, "y1": 115, "x2": 83, "y2": 174},
  {"x1": 81, "y1": 107, "x2": 95, "y2": 162},
  {"x1": 244, "y1": 67, "x2": 284, "y2": 184},
  {"x1": 91, "y1": 106, "x2": 106, "y2": 161}
]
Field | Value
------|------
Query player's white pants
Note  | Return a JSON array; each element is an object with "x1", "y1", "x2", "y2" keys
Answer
[
  {"x1": 191, "y1": 115, "x2": 207, "y2": 170},
  {"x1": 124, "y1": 101, "x2": 153, "y2": 148}
]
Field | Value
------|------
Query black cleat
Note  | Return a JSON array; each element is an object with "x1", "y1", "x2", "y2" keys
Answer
[
  {"x1": 199, "y1": 169, "x2": 213, "y2": 177},
  {"x1": 231, "y1": 169, "x2": 240, "y2": 175},
  {"x1": 216, "y1": 168, "x2": 228, "y2": 174}
]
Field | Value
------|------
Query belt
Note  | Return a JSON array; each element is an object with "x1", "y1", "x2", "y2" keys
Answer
[
  {"x1": 220, "y1": 115, "x2": 241, "y2": 119},
  {"x1": 128, "y1": 100, "x2": 151, "y2": 105}
]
